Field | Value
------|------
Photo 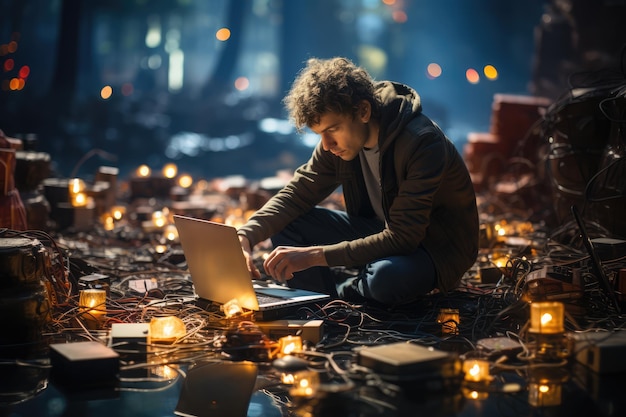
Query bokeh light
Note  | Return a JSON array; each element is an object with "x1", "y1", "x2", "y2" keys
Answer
[
  {"x1": 234, "y1": 76, "x2": 249, "y2": 91},
  {"x1": 427, "y1": 62, "x2": 442, "y2": 79},
  {"x1": 484, "y1": 64, "x2": 498, "y2": 80},
  {"x1": 466, "y1": 68, "x2": 480, "y2": 84},
  {"x1": 100, "y1": 85, "x2": 113, "y2": 99},
  {"x1": 216, "y1": 28, "x2": 231, "y2": 41}
]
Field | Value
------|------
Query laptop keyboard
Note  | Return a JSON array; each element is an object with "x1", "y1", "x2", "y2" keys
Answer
[{"x1": 256, "y1": 293, "x2": 285, "y2": 304}]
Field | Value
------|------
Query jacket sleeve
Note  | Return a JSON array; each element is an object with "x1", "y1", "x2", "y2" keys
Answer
[{"x1": 236, "y1": 142, "x2": 340, "y2": 248}]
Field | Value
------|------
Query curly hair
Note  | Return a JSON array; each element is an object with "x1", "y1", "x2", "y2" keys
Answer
[{"x1": 283, "y1": 57, "x2": 380, "y2": 132}]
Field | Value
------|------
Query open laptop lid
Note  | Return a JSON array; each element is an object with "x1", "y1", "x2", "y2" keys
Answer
[
  {"x1": 173, "y1": 215, "x2": 330, "y2": 314},
  {"x1": 571, "y1": 205, "x2": 621, "y2": 314},
  {"x1": 173, "y1": 214, "x2": 260, "y2": 311}
]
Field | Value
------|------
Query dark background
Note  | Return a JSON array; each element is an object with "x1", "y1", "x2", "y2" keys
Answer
[{"x1": 1, "y1": 0, "x2": 624, "y2": 182}]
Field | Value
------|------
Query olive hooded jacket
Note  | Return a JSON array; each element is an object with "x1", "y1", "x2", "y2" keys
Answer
[{"x1": 237, "y1": 81, "x2": 479, "y2": 293}]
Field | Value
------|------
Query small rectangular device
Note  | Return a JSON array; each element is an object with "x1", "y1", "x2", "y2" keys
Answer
[
  {"x1": 477, "y1": 336, "x2": 523, "y2": 357},
  {"x1": 356, "y1": 342, "x2": 461, "y2": 382},
  {"x1": 255, "y1": 319, "x2": 324, "y2": 344},
  {"x1": 568, "y1": 330, "x2": 626, "y2": 374},
  {"x1": 110, "y1": 322, "x2": 151, "y2": 348},
  {"x1": 49, "y1": 341, "x2": 119, "y2": 386}
]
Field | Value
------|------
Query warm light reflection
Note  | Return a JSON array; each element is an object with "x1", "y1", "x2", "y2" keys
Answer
[
  {"x1": 69, "y1": 178, "x2": 88, "y2": 207},
  {"x1": 528, "y1": 382, "x2": 562, "y2": 407},
  {"x1": 137, "y1": 164, "x2": 151, "y2": 177},
  {"x1": 277, "y1": 336, "x2": 303, "y2": 357},
  {"x1": 463, "y1": 359, "x2": 491, "y2": 382},
  {"x1": 102, "y1": 214, "x2": 115, "y2": 231},
  {"x1": 222, "y1": 298, "x2": 243, "y2": 318},
  {"x1": 466, "y1": 68, "x2": 480, "y2": 84},
  {"x1": 101, "y1": 85, "x2": 113, "y2": 99},
  {"x1": 79, "y1": 289, "x2": 107, "y2": 317},
  {"x1": 162, "y1": 163, "x2": 178, "y2": 178},
  {"x1": 216, "y1": 28, "x2": 231, "y2": 41},
  {"x1": 163, "y1": 224, "x2": 178, "y2": 241},
  {"x1": 484, "y1": 64, "x2": 498, "y2": 80},
  {"x1": 150, "y1": 316, "x2": 186, "y2": 343},
  {"x1": 289, "y1": 370, "x2": 320, "y2": 398},
  {"x1": 427, "y1": 62, "x2": 442, "y2": 79},
  {"x1": 178, "y1": 174, "x2": 193, "y2": 188},
  {"x1": 111, "y1": 206, "x2": 126, "y2": 220},
  {"x1": 152, "y1": 210, "x2": 167, "y2": 228}
]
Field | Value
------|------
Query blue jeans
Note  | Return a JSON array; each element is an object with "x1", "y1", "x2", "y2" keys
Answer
[{"x1": 271, "y1": 207, "x2": 437, "y2": 305}]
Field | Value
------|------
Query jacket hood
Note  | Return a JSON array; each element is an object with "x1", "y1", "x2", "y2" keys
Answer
[{"x1": 375, "y1": 81, "x2": 422, "y2": 152}]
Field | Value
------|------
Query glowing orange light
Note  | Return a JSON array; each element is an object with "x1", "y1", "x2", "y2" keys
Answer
[
  {"x1": 463, "y1": 359, "x2": 491, "y2": 382},
  {"x1": 216, "y1": 28, "x2": 231, "y2": 41},
  {"x1": 382, "y1": 0, "x2": 396, "y2": 5},
  {"x1": 427, "y1": 63, "x2": 442, "y2": 79},
  {"x1": 137, "y1": 164, "x2": 151, "y2": 177},
  {"x1": 234, "y1": 77, "x2": 249, "y2": 91},
  {"x1": 178, "y1": 174, "x2": 193, "y2": 188},
  {"x1": 466, "y1": 68, "x2": 480, "y2": 84},
  {"x1": 150, "y1": 316, "x2": 186, "y2": 343},
  {"x1": 101, "y1": 85, "x2": 113, "y2": 99},
  {"x1": 7, "y1": 41, "x2": 17, "y2": 53},
  {"x1": 162, "y1": 163, "x2": 178, "y2": 178},
  {"x1": 484, "y1": 65, "x2": 498, "y2": 80}
]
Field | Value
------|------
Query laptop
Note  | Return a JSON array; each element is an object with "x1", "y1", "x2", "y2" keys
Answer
[
  {"x1": 172, "y1": 214, "x2": 330, "y2": 320},
  {"x1": 571, "y1": 205, "x2": 621, "y2": 314}
]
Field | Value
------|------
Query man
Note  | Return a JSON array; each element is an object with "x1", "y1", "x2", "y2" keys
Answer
[{"x1": 237, "y1": 57, "x2": 479, "y2": 305}]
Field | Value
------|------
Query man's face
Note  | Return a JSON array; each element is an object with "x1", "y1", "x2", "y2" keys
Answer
[{"x1": 310, "y1": 109, "x2": 373, "y2": 161}]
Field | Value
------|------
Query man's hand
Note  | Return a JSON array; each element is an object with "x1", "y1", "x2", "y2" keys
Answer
[
  {"x1": 239, "y1": 235, "x2": 261, "y2": 279},
  {"x1": 263, "y1": 245, "x2": 327, "y2": 283}
]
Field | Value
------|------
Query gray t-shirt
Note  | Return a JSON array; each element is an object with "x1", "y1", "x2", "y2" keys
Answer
[{"x1": 359, "y1": 145, "x2": 386, "y2": 223}]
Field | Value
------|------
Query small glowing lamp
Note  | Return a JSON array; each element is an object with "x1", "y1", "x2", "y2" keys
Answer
[
  {"x1": 102, "y1": 214, "x2": 115, "y2": 231},
  {"x1": 463, "y1": 359, "x2": 491, "y2": 383},
  {"x1": 163, "y1": 224, "x2": 179, "y2": 241},
  {"x1": 69, "y1": 178, "x2": 88, "y2": 207},
  {"x1": 162, "y1": 163, "x2": 178, "y2": 179},
  {"x1": 111, "y1": 205, "x2": 126, "y2": 220},
  {"x1": 221, "y1": 298, "x2": 243, "y2": 318},
  {"x1": 152, "y1": 210, "x2": 167, "y2": 228},
  {"x1": 289, "y1": 370, "x2": 320, "y2": 398},
  {"x1": 178, "y1": 174, "x2": 193, "y2": 188},
  {"x1": 277, "y1": 335, "x2": 303, "y2": 357},
  {"x1": 528, "y1": 381, "x2": 562, "y2": 407},
  {"x1": 437, "y1": 308, "x2": 460, "y2": 335},
  {"x1": 462, "y1": 387, "x2": 489, "y2": 400},
  {"x1": 150, "y1": 316, "x2": 186, "y2": 343},
  {"x1": 529, "y1": 301, "x2": 564, "y2": 334},
  {"x1": 136, "y1": 164, "x2": 151, "y2": 177},
  {"x1": 273, "y1": 355, "x2": 309, "y2": 385},
  {"x1": 79, "y1": 289, "x2": 107, "y2": 317}
]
